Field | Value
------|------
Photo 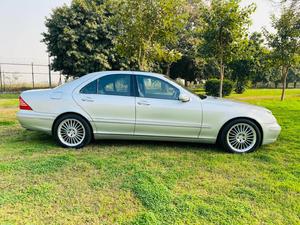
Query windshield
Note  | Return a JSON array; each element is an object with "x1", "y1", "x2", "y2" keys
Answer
[{"x1": 164, "y1": 76, "x2": 207, "y2": 99}]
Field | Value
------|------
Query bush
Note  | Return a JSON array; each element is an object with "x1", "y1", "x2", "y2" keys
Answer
[
  {"x1": 235, "y1": 80, "x2": 248, "y2": 94},
  {"x1": 204, "y1": 79, "x2": 234, "y2": 97}
]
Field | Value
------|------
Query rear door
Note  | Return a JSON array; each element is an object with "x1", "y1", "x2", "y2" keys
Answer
[
  {"x1": 134, "y1": 75, "x2": 202, "y2": 138},
  {"x1": 73, "y1": 74, "x2": 135, "y2": 135}
]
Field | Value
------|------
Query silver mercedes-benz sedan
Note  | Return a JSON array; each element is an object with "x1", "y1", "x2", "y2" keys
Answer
[{"x1": 17, "y1": 71, "x2": 281, "y2": 153}]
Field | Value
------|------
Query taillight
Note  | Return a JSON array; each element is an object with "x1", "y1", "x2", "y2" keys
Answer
[{"x1": 19, "y1": 96, "x2": 32, "y2": 110}]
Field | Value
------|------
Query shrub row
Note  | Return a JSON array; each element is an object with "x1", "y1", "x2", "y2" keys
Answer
[{"x1": 204, "y1": 79, "x2": 234, "y2": 97}]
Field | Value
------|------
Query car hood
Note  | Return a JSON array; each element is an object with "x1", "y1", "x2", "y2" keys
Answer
[{"x1": 204, "y1": 96, "x2": 271, "y2": 113}]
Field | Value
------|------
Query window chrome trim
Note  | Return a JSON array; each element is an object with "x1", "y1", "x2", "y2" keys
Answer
[
  {"x1": 134, "y1": 74, "x2": 180, "y2": 101},
  {"x1": 79, "y1": 74, "x2": 135, "y2": 97}
]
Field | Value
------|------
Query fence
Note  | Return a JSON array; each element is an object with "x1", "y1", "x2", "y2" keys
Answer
[{"x1": 0, "y1": 61, "x2": 64, "y2": 93}]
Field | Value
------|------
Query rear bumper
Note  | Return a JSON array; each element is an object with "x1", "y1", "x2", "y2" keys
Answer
[
  {"x1": 262, "y1": 122, "x2": 281, "y2": 145},
  {"x1": 16, "y1": 110, "x2": 56, "y2": 134}
]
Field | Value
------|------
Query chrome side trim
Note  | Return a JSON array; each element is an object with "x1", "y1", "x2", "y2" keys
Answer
[
  {"x1": 93, "y1": 118, "x2": 210, "y2": 129},
  {"x1": 94, "y1": 133, "x2": 216, "y2": 144},
  {"x1": 93, "y1": 118, "x2": 135, "y2": 124}
]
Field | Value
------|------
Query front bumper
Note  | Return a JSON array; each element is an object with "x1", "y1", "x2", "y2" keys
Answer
[
  {"x1": 17, "y1": 110, "x2": 56, "y2": 134},
  {"x1": 261, "y1": 122, "x2": 281, "y2": 145}
]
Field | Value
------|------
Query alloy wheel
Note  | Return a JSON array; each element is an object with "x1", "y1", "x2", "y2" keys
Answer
[
  {"x1": 226, "y1": 123, "x2": 257, "y2": 153},
  {"x1": 57, "y1": 118, "x2": 86, "y2": 147}
]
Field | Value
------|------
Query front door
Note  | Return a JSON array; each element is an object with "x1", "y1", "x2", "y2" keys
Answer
[{"x1": 134, "y1": 75, "x2": 202, "y2": 138}]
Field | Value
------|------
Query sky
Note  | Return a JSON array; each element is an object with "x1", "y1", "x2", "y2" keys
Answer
[
  {"x1": 0, "y1": 0, "x2": 71, "y2": 65},
  {"x1": 0, "y1": 0, "x2": 280, "y2": 83},
  {"x1": 242, "y1": 0, "x2": 280, "y2": 32}
]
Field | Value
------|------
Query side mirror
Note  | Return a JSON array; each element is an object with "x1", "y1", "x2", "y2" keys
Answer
[{"x1": 179, "y1": 94, "x2": 190, "y2": 102}]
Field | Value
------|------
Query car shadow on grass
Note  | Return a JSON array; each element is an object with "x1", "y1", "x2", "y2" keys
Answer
[
  {"x1": 13, "y1": 129, "x2": 224, "y2": 154},
  {"x1": 90, "y1": 139, "x2": 224, "y2": 154}
]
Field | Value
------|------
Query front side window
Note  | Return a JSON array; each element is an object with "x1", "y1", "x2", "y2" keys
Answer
[
  {"x1": 98, "y1": 74, "x2": 131, "y2": 96},
  {"x1": 136, "y1": 75, "x2": 179, "y2": 100}
]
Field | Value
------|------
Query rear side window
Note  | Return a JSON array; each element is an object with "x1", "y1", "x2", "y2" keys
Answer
[
  {"x1": 80, "y1": 74, "x2": 132, "y2": 96},
  {"x1": 80, "y1": 80, "x2": 97, "y2": 94},
  {"x1": 98, "y1": 74, "x2": 131, "y2": 96}
]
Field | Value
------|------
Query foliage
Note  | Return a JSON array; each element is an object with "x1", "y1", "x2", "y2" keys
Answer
[
  {"x1": 41, "y1": 0, "x2": 298, "y2": 92},
  {"x1": 264, "y1": 7, "x2": 300, "y2": 100},
  {"x1": 229, "y1": 59, "x2": 251, "y2": 93},
  {"x1": 108, "y1": 0, "x2": 189, "y2": 72},
  {"x1": 287, "y1": 67, "x2": 300, "y2": 87},
  {"x1": 169, "y1": 0, "x2": 205, "y2": 79},
  {"x1": 246, "y1": 32, "x2": 274, "y2": 87},
  {"x1": 228, "y1": 32, "x2": 271, "y2": 92},
  {"x1": 204, "y1": 79, "x2": 234, "y2": 97},
  {"x1": 234, "y1": 82, "x2": 247, "y2": 94},
  {"x1": 199, "y1": 0, "x2": 255, "y2": 97},
  {"x1": 42, "y1": 0, "x2": 129, "y2": 78},
  {"x1": 169, "y1": 56, "x2": 200, "y2": 81},
  {"x1": 265, "y1": 66, "x2": 282, "y2": 88}
]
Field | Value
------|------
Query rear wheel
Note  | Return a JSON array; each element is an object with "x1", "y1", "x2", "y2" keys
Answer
[
  {"x1": 54, "y1": 114, "x2": 92, "y2": 148},
  {"x1": 220, "y1": 119, "x2": 261, "y2": 153}
]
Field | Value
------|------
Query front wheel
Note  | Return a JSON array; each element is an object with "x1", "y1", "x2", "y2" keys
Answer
[
  {"x1": 53, "y1": 114, "x2": 92, "y2": 148},
  {"x1": 220, "y1": 119, "x2": 262, "y2": 153}
]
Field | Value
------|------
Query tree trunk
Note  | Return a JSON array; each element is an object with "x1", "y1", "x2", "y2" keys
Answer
[
  {"x1": 166, "y1": 63, "x2": 172, "y2": 76},
  {"x1": 138, "y1": 45, "x2": 146, "y2": 71},
  {"x1": 219, "y1": 63, "x2": 224, "y2": 98},
  {"x1": 140, "y1": 51, "x2": 147, "y2": 71},
  {"x1": 139, "y1": 56, "x2": 146, "y2": 71},
  {"x1": 280, "y1": 66, "x2": 289, "y2": 101},
  {"x1": 294, "y1": 81, "x2": 297, "y2": 88},
  {"x1": 137, "y1": 45, "x2": 141, "y2": 70}
]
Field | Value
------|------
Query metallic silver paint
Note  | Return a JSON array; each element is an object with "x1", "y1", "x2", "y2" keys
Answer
[{"x1": 17, "y1": 71, "x2": 281, "y2": 147}]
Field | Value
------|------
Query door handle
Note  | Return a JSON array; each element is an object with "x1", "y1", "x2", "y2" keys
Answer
[
  {"x1": 81, "y1": 97, "x2": 94, "y2": 102},
  {"x1": 137, "y1": 101, "x2": 150, "y2": 106}
]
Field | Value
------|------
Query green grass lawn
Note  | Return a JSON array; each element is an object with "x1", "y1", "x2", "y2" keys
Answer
[{"x1": 0, "y1": 89, "x2": 299, "y2": 225}]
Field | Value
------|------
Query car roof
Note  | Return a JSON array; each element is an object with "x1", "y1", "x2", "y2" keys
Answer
[
  {"x1": 55, "y1": 71, "x2": 166, "y2": 91},
  {"x1": 91, "y1": 71, "x2": 165, "y2": 79}
]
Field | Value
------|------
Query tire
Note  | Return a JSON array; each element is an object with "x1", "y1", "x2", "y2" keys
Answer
[
  {"x1": 220, "y1": 118, "x2": 262, "y2": 153},
  {"x1": 53, "y1": 114, "x2": 92, "y2": 148}
]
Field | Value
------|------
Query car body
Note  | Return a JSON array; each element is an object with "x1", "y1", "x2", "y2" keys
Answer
[{"x1": 17, "y1": 71, "x2": 281, "y2": 153}]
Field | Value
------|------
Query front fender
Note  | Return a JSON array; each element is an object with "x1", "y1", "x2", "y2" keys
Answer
[{"x1": 199, "y1": 100, "x2": 276, "y2": 143}]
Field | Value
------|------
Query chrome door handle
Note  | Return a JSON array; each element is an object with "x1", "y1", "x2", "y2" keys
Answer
[
  {"x1": 137, "y1": 101, "x2": 150, "y2": 106},
  {"x1": 81, "y1": 98, "x2": 94, "y2": 102}
]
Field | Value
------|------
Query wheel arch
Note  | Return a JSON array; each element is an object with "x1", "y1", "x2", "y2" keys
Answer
[
  {"x1": 52, "y1": 112, "x2": 94, "y2": 138},
  {"x1": 217, "y1": 117, "x2": 263, "y2": 146}
]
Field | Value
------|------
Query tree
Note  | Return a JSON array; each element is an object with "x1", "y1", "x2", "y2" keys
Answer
[
  {"x1": 240, "y1": 32, "x2": 281, "y2": 89},
  {"x1": 108, "y1": 0, "x2": 189, "y2": 72},
  {"x1": 169, "y1": 0, "x2": 205, "y2": 80},
  {"x1": 170, "y1": 56, "x2": 200, "y2": 81},
  {"x1": 229, "y1": 59, "x2": 251, "y2": 93},
  {"x1": 199, "y1": 0, "x2": 255, "y2": 97},
  {"x1": 267, "y1": 66, "x2": 281, "y2": 88},
  {"x1": 264, "y1": 7, "x2": 300, "y2": 100},
  {"x1": 228, "y1": 32, "x2": 264, "y2": 93},
  {"x1": 43, "y1": 0, "x2": 128, "y2": 78},
  {"x1": 287, "y1": 67, "x2": 300, "y2": 88}
]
